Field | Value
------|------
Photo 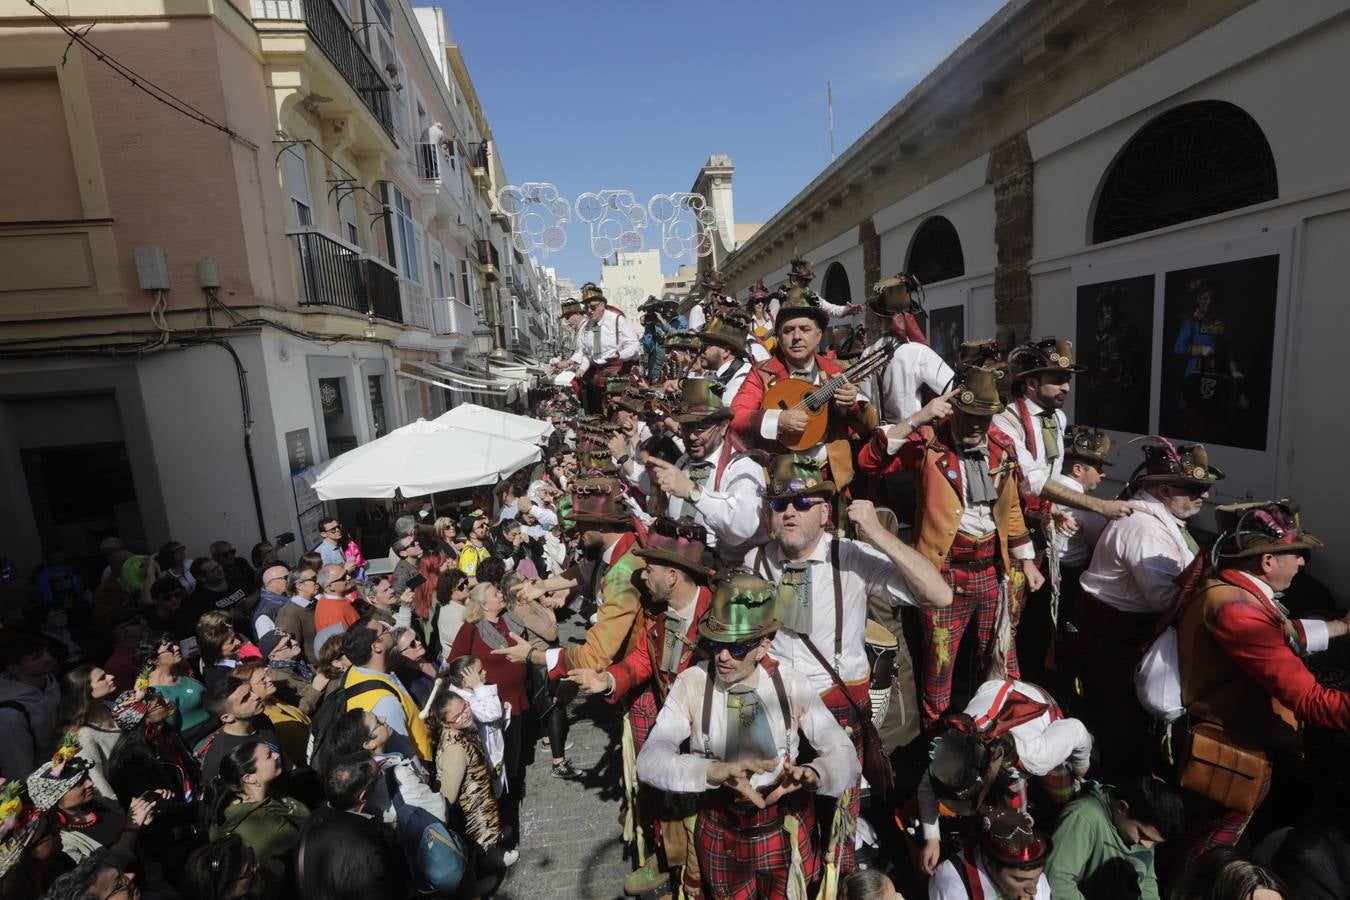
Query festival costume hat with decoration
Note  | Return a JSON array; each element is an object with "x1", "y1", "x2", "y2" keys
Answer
[
  {"x1": 868, "y1": 273, "x2": 929, "y2": 344},
  {"x1": 1008, "y1": 337, "x2": 1086, "y2": 379},
  {"x1": 701, "y1": 312, "x2": 751, "y2": 357},
  {"x1": 672, "y1": 378, "x2": 733, "y2": 425},
  {"x1": 664, "y1": 330, "x2": 701, "y2": 352},
  {"x1": 698, "y1": 570, "x2": 782, "y2": 644},
  {"x1": 763, "y1": 453, "x2": 835, "y2": 501},
  {"x1": 746, "y1": 280, "x2": 772, "y2": 304},
  {"x1": 606, "y1": 379, "x2": 644, "y2": 414},
  {"x1": 560, "y1": 298, "x2": 584, "y2": 318},
  {"x1": 581, "y1": 282, "x2": 606, "y2": 302},
  {"x1": 1125, "y1": 438, "x2": 1225, "y2": 491},
  {"x1": 926, "y1": 723, "x2": 1000, "y2": 816},
  {"x1": 979, "y1": 806, "x2": 1053, "y2": 869},
  {"x1": 1212, "y1": 499, "x2": 1323, "y2": 559},
  {"x1": 634, "y1": 518, "x2": 711, "y2": 578},
  {"x1": 0, "y1": 781, "x2": 45, "y2": 881},
  {"x1": 951, "y1": 366, "x2": 1005, "y2": 417},
  {"x1": 957, "y1": 339, "x2": 1006, "y2": 375},
  {"x1": 1063, "y1": 426, "x2": 1113, "y2": 467},
  {"x1": 567, "y1": 477, "x2": 631, "y2": 529},
  {"x1": 701, "y1": 270, "x2": 727, "y2": 293},
  {"x1": 830, "y1": 325, "x2": 866, "y2": 361},
  {"x1": 787, "y1": 257, "x2": 815, "y2": 284},
  {"x1": 26, "y1": 751, "x2": 93, "y2": 812},
  {"x1": 774, "y1": 290, "x2": 830, "y2": 332},
  {"x1": 577, "y1": 450, "x2": 619, "y2": 477}
]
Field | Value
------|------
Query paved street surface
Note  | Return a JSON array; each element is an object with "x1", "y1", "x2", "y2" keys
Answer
[{"x1": 497, "y1": 617, "x2": 642, "y2": 900}]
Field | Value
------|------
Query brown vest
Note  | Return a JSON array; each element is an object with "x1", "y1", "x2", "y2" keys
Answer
[{"x1": 1175, "y1": 576, "x2": 1300, "y2": 751}]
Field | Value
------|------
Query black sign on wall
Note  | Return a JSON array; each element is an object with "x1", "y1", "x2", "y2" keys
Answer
[{"x1": 285, "y1": 428, "x2": 314, "y2": 475}]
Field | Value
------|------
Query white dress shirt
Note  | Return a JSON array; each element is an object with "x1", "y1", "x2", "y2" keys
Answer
[
  {"x1": 1049, "y1": 475, "x2": 1106, "y2": 568},
  {"x1": 713, "y1": 358, "x2": 751, "y2": 408},
  {"x1": 687, "y1": 303, "x2": 707, "y2": 332},
  {"x1": 570, "y1": 309, "x2": 640, "y2": 373},
  {"x1": 741, "y1": 533, "x2": 918, "y2": 695},
  {"x1": 878, "y1": 342, "x2": 954, "y2": 423},
  {"x1": 917, "y1": 679, "x2": 1091, "y2": 839},
  {"x1": 930, "y1": 851, "x2": 1051, "y2": 900},
  {"x1": 1078, "y1": 491, "x2": 1194, "y2": 614},
  {"x1": 636, "y1": 663, "x2": 861, "y2": 795},
  {"x1": 993, "y1": 398, "x2": 1066, "y2": 497},
  {"x1": 627, "y1": 438, "x2": 765, "y2": 557}
]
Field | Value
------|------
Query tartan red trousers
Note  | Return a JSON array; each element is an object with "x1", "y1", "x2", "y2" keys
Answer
[
  {"x1": 695, "y1": 790, "x2": 817, "y2": 900},
  {"x1": 819, "y1": 679, "x2": 870, "y2": 876},
  {"x1": 920, "y1": 533, "x2": 1021, "y2": 729},
  {"x1": 1176, "y1": 762, "x2": 1273, "y2": 875}
]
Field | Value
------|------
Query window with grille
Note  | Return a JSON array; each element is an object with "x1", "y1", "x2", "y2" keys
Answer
[{"x1": 1092, "y1": 101, "x2": 1278, "y2": 244}]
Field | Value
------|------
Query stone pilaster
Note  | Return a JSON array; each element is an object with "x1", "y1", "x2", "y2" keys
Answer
[
  {"x1": 860, "y1": 216, "x2": 880, "y2": 293},
  {"x1": 988, "y1": 133, "x2": 1034, "y2": 346}
]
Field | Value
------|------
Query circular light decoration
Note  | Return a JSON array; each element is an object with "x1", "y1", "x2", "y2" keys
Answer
[
  {"x1": 648, "y1": 192, "x2": 717, "y2": 260},
  {"x1": 576, "y1": 190, "x2": 647, "y2": 259},
  {"x1": 496, "y1": 182, "x2": 570, "y2": 257}
]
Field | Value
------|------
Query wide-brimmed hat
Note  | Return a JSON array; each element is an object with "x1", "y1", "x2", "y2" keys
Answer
[
  {"x1": 577, "y1": 450, "x2": 619, "y2": 477},
  {"x1": 869, "y1": 272, "x2": 924, "y2": 316},
  {"x1": 763, "y1": 453, "x2": 835, "y2": 501},
  {"x1": 1126, "y1": 439, "x2": 1225, "y2": 490},
  {"x1": 581, "y1": 282, "x2": 605, "y2": 302},
  {"x1": 957, "y1": 339, "x2": 1005, "y2": 374},
  {"x1": 698, "y1": 570, "x2": 781, "y2": 643},
  {"x1": 1063, "y1": 426, "x2": 1113, "y2": 467},
  {"x1": 1009, "y1": 337, "x2": 1086, "y2": 379},
  {"x1": 701, "y1": 313, "x2": 750, "y2": 357},
  {"x1": 701, "y1": 269, "x2": 727, "y2": 292},
  {"x1": 634, "y1": 518, "x2": 710, "y2": 578},
  {"x1": 952, "y1": 366, "x2": 1004, "y2": 416},
  {"x1": 672, "y1": 378, "x2": 733, "y2": 425},
  {"x1": 774, "y1": 292, "x2": 830, "y2": 332},
  {"x1": 560, "y1": 298, "x2": 584, "y2": 318},
  {"x1": 664, "y1": 330, "x2": 701, "y2": 352},
  {"x1": 606, "y1": 379, "x2": 644, "y2": 414},
  {"x1": 979, "y1": 806, "x2": 1053, "y2": 869},
  {"x1": 1213, "y1": 500, "x2": 1323, "y2": 559},
  {"x1": 746, "y1": 280, "x2": 771, "y2": 303},
  {"x1": 26, "y1": 755, "x2": 93, "y2": 812},
  {"x1": 568, "y1": 477, "x2": 630, "y2": 529},
  {"x1": 787, "y1": 257, "x2": 814, "y2": 283},
  {"x1": 830, "y1": 325, "x2": 865, "y2": 361},
  {"x1": 927, "y1": 724, "x2": 995, "y2": 816}
]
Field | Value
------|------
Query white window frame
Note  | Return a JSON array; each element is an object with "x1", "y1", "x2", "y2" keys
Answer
[
  {"x1": 390, "y1": 186, "x2": 421, "y2": 283},
  {"x1": 283, "y1": 145, "x2": 313, "y2": 227}
]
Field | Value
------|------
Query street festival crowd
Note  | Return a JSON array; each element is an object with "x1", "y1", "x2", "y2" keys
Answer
[{"x1": 2, "y1": 265, "x2": 1349, "y2": 900}]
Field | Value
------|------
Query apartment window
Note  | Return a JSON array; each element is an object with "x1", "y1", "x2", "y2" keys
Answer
[
  {"x1": 444, "y1": 253, "x2": 458, "y2": 300},
  {"x1": 282, "y1": 145, "x2": 313, "y2": 227},
  {"x1": 0, "y1": 73, "x2": 82, "y2": 221},
  {"x1": 368, "y1": 374, "x2": 388, "y2": 438},
  {"x1": 390, "y1": 187, "x2": 420, "y2": 282},
  {"x1": 339, "y1": 193, "x2": 360, "y2": 248}
]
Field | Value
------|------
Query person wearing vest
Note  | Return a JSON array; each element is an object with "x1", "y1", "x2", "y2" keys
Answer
[
  {"x1": 914, "y1": 679, "x2": 1091, "y2": 876},
  {"x1": 699, "y1": 311, "x2": 754, "y2": 407},
  {"x1": 1076, "y1": 441, "x2": 1224, "y2": 780},
  {"x1": 686, "y1": 269, "x2": 727, "y2": 333},
  {"x1": 729, "y1": 291, "x2": 878, "y2": 492},
  {"x1": 570, "y1": 520, "x2": 714, "y2": 898},
  {"x1": 494, "y1": 478, "x2": 647, "y2": 685},
  {"x1": 1050, "y1": 427, "x2": 1112, "y2": 696},
  {"x1": 636, "y1": 571, "x2": 861, "y2": 900},
  {"x1": 868, "y1": 273, "x2": 954, "y2": 426},
  {"x1": 741, "y1": 453, "x2": 953, "y2": 875},
  {"x1": 929, "y1": 805, "x2": 1053, "y2": 900},
  {"x1": 620, "y1": 378, "x2": 765, "y2": 567},
  {"x1": 857, "y1": 366, "x2": 1042, "y2": 728},
  {"x1": 560, "y1": 283, "x2": 641, "y2": 414},
  {"x1": 1173, "y1": 500, "x2": 1350, "y2": 871},
  {"x1": 339, "y1": 619, "x2": 432, "y2": 762}
]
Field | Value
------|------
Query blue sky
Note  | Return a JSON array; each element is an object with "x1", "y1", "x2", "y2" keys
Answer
[{"x1": 438, "y1": 0, "x2": 1006, "y2": 287}]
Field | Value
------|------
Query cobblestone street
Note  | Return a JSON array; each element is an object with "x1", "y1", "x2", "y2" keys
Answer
[{"x1": 497, "y1": 618, "x2": 641, "y2": 900}]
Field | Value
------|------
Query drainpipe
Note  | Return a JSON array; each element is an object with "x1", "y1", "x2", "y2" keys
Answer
[{"x1": 202, "y1": 338, "x2": 268, "y2": 543}]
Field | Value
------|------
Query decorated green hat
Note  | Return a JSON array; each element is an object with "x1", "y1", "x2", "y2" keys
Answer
[
  {"x1": 577, "y1": 450, "x2": 618, "y2": 477},
  {"x1": 701, "y1": 312, "x2": 750, "y2": 357},
  {"x1": 664, "y1": 330, "x2": 701, "y2": 352},
  {"x1": 1063, "y1": 425, "x2": 1113, "y2": 467},
  {"x1": 775, "y1": 288, "x2": 829, "y2": 331},
  {"x1": 673, "y1": 377, "x2": 733, "y2": 425},
  {"x1": 567, "y1": 477, "x2": 630, "y2": 529},
  {"x1": 1213, "y1": 499, "x2": 1323, "y2": 559},
  {"x1": 606, "y1": 378, "x2": 643, "y2": 414},
  {"x1": 763, "y1": 453, "x2": 835, "y2": 500},
  {"x1": 1126, "y1": 438, "x2": 1225, "y2": 490},
  {"x1": 699, "y1": 570, "x2": 782, "y2": 643},
  {"x1": 869, "y1": 272, "x2": 924, "y2": 315},
  {"x1": 1009, "y1": 336, "x2": 1086, "y2": 379}
]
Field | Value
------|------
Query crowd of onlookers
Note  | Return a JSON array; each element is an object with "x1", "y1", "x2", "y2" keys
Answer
[{"x1": 0, "y1": 447, "x2": 591, "y2": 900}]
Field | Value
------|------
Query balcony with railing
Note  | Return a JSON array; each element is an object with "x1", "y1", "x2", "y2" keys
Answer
[
  {"x1": 467, "y1": 140, "x2": 491, "y2": 193},
  {"x1": 252, "y1": 0, "x2": 397, "y2": 142},
  {"x1": 289, "y1": 229, "x2": 402, "y2": 323},
  {"x1": 430, "y1": 297, "x2": 476, "y2": 338},
  {"x1": 476, "y1": 239, "x2": 500, "y2": 282},
  {"x1": 400, "y1": 280, "x2": 430, "y2": 330}
]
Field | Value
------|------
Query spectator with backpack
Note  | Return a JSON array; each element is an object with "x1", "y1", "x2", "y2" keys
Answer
[
  {"x1": 0, "y1": 632, "x2": 60, "y2": 781},
  {"x1": 334, "y1": 617, "x2": 432, "y2": 762}
]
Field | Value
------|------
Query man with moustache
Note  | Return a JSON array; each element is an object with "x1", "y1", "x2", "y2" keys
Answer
[
  {"x1": 570, "y1": 519, "x2": 714, "y2": 897},
  {"x1": 741, "y1": 453, "x2": 952, "y2": 873},
  {"x1": 615, "y1": 378, "x2": 765, "y2": 566},
  {"x1": 697, "y1": 311, "x2": 756, "y2": 406},
  {"x1": 636, "y1": 571, "x2": 861, "y2": 899},
  {"x1": 858, "y1": 366, "x2": 1043, "y2": 727},
  {"x1": 557, "y1": 283, "x2": 641, "y2": 413},
  {"x1": 1076, "y1": 440, "x2": 1224, "y2": 777}
]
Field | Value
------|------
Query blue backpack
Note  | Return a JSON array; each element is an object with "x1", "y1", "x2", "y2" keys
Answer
[{"x1": 386, "y1": 768, "x2": 468, "y2": 894}]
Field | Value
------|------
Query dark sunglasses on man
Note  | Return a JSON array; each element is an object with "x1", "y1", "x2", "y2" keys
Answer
[
  {"x1": 699, "y1": 637, "x2": 760, "y2": 660},
  {"x1": 769, "y1": 496, "x2": 826, "y2": 514}
]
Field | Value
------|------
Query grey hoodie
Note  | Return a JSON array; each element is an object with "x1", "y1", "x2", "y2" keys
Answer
[{"x1": 0, "y1": 674, "x2": 61, "y2": 780}]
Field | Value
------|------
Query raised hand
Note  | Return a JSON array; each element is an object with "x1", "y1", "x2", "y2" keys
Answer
[{"x1": 490, "y1": 632, "x2": 533, "y2": 664}]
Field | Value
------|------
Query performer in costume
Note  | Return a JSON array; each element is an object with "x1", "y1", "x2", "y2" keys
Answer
[{"x1": 559, "y1": 283, "x2": 641, "y2": 414}]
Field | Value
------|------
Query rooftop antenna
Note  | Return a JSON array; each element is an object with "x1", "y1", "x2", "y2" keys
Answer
[{"x1": 828, "y1": 80, "x2": 836, "y2": 161}]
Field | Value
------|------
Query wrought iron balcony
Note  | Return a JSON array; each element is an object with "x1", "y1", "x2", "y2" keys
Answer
[
  {"x1": 290, "y1": 229, "x2": 402, "y2": 323},
  {"x1": 253, "y1": 0, "x2": 396, "y2": 141},
  {"x1": 415, "y1": 142, "x2": 440, "y2": 181}
]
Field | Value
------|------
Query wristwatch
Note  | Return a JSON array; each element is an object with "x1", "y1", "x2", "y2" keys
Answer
[
  {"x1": 688, "y1": 486, "x2": 703, "y2": 503},
  {"x1": 616, "y1": 454, "x2": 630, "y2": 467}
]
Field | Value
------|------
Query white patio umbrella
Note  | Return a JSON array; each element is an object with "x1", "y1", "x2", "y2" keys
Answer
[
  {"x1": 434, "y1": 403, "x2": 554, "y2": 443},
  {"x1": 308, "y1": 418, "x2": 541, "y2": 500}
]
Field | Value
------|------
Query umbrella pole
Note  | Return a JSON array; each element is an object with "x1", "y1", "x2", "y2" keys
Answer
[{"x1": 431, "y1": 492, "x2": 439, "y2": 518}]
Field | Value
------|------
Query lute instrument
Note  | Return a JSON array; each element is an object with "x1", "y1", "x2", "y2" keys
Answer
[{"x1": 760, "y1": 333, "x2": 898, "y2": 451}]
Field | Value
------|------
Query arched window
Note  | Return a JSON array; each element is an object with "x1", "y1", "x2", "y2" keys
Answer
[
  {"x1": 1092, "y1": 100, "x2": 1277, "y2": 244},
  {"x1": 906, "y1": 216, "x2": 965, "y2": 285},
  {"x1": 822, "y1": 262, "x2": 851, "y2": 305}
]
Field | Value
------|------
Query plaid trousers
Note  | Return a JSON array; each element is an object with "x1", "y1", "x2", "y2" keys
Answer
[
  {"x1": 1176, "y1": 762, "x2": 1274, "y2": 874},
  {"x1": 819, "y1": 680, "x2": 869, "y2": 876},
  {"x1": 920, "y1": 535, "x2": 1021, "y2": 729},
  {"x1": 696, "y1": 792, "x2": 817, "y2": 900}
]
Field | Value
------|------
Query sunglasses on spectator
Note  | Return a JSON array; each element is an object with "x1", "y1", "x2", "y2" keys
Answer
[
  {"x1": 699, "y1": 637, "x2": 759, "y2": 660},
  {"x1": 769, "y1": 496, "x2": 826, "y2": 513}
]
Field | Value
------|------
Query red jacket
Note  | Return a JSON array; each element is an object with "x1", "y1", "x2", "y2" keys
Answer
[
  {"x1": 607, "y1": 586, "x2": 713, "y2": 702},
  {"x1": 449, "y1": 619, "x2": 531, "y2": 713}
]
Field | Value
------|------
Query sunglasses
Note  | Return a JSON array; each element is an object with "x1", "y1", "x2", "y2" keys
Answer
[
  {"x1": 699, "y1": 637, "x2": 759, "y2": 660},
  {"x1": 297, "y1": 577, "x2": 317, "y2": 584},
  {"x1": 769, "y1": 496, "x2": 826, "y2": 513}
]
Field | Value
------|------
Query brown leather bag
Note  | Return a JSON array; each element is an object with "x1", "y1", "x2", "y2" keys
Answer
[{"x1": 1176, "y1": 721, "x2": 1267, "y2": 814}]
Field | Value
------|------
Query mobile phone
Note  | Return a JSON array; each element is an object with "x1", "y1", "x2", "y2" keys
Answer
[
  {"x1": 138, "y1": 791, "x2": 160, "y2": 804},
  {"x1": 405, "y1": 574, "x2": 427, "y2": 590},
  {"x1": 275, "y1": 532, "x2": 296, "y2": 547},
  {"x1": 179, "y1": 636, "x2": 199, "y2": 658}
]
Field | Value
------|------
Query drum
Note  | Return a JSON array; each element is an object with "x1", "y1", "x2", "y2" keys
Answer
[{"x1": 865, "y1": 618, "x2": 899, "y2": 728}]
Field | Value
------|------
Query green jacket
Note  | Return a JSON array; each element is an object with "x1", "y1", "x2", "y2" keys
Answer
[
  {"x1": 1045, "y1": 785, "x2": 1159, "y2": 900},
  {"x1": 210, "y1": 795, "x2": 311, "y2": 865}
]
